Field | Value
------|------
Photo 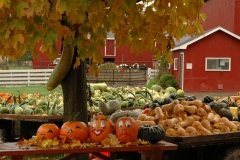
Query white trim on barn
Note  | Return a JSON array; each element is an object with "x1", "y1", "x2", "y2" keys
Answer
[{"x1": 171, "y1": 26, "x2": 240, "y2": 51}]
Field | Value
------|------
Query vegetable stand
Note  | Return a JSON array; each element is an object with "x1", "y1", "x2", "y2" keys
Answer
[{"x1": 0, "y1": 141, "x2": 178, "y2": 160}]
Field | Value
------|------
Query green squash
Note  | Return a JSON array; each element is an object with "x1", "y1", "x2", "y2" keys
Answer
[
  {"x1": 138, "y1": 124, "x2": 165, "y2": 144},
  {"x1": 218, "y1": 108, "x2": 233, "y2": 121},
  {"x1": 0, "y1": 107, "x2": 9, "y2": 114},
  {"x1": 202, "y1": 95, "x2": 214, "y2": 104}
]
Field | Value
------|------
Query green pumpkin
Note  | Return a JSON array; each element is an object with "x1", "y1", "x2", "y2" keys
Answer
[
  {"x1": 138, "y1": 124, "x2": 165, "y2": 144},
  {"x1": 218, "y1": 108, "x2": 233, "y2": 121},
  {"x1": 202, "y1": 95, "x2": 214, "y2": 104}
]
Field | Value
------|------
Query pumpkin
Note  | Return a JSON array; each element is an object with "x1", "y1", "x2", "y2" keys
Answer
[
  {"x1": 138, "y1": 124, "x2": 165, "y2": 144},
  {"x1": 89, "y1": 114, "x2": 114, "y2": 143},
  {"x1": 115, "y1": 117, "x2": 138, "y2": 144},
  {"x1": 36, "y1": 123, "x2": 60, "y2": 140},
  {"x1": 202, "y1": 95, "x2": 214, "y2": 104},
  {"x1": 60, "y1": 121, "x2": 89, "y2": 143}
]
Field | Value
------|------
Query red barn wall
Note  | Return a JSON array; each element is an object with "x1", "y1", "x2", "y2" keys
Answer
[
  {"x1": 201, "y1": 0, "x2": 236, "y2": 34},
  {"x1": 171, "y1": 31, "x2": 240, "y2": 92},
  {"x1": 234, "y1": 0, "x2": 240, "y2": 36}
]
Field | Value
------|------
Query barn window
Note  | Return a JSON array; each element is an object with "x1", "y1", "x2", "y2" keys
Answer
[
  {"x1": 174, "y1": 58, "x2": 178, "y2": 70},
  {"x1": 205, "y1": 58, "x2": 230, "y2": 71}
]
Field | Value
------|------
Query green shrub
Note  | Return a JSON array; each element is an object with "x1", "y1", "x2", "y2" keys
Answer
[
  {"x1": 146, "y1": 78, "x2": 158, "y2": 89},
  {"x1": 159, "y1": 74, "x2": 177, "y2": 88}
]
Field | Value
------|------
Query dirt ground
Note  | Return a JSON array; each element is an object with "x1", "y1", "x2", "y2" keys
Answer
[{"x1": 185, "y1": 91, "x2": 238, "y2": 100}]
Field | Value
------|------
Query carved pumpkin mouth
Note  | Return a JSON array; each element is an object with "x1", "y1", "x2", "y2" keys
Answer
[
  {"x1": 67, "y1": 137, "x2": 75, "y2": 140},
  {"x1": 118, "y1": 133, "x2": 132, "y2": 137},
  {"x1": 93, "y1": 129, "x2": 103, "y2": 136}
]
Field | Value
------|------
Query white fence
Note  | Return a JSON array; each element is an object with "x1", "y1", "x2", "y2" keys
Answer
[{"x1": 0, "y1": 69, "x2": 158, "y2": 86}]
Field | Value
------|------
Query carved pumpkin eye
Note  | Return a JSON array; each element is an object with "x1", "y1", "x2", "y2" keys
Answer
[
  {"x1": 100, "y1": 120, "x2": 105, "y2": 128},
  {"x1": 76, "y1": 125, "x2": 80, "y2": 128},
  {"x1": 68, "y1": 129, "x2": 73, "y2": 133},
  {"x1": 118, "y1": 120, "x2": 123, "y2": 128},
  {"x1": 48, "y1": 129, "x2": 54, "y2": 133},
  {"x1": 93, "y1": 120, "x2": 96, "y2": 127},
  {"x1": 126, "y1": 120, "x2": 131, "y2": 128}
]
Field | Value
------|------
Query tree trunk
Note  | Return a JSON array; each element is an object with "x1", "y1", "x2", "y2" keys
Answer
[{"x1": 61, "y1": 47, "x2": 88, "y2": 160}]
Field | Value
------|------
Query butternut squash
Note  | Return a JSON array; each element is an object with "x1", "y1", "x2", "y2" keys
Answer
[
  {"x1": 179, "y1": 116, "x2": 195, "y2": 128},
  {"x1": 165, "y1": 128, "x2": 177, "y2": 136},
  {"x1": 219, "y1": 117, "x2": 238, "y2": 130},
  {"x1": 196, "y1": 108, "x2": 207, "y2": 117},
  {"x1": 137, "y1": 114, "x2": 154, "y2": 121},
  {"x1": 190, "y1": 115, "x2": 202, "y2": 121},
  {"x1": 183, "y1": 105, "x2": 197, "y2": 115},
  {"x1": 162, "y1": 100, "x2": 179, "y2": 113},
  {"x1": 154, "y1": 107, "x2": 165, "y2": 122},
  {"x1": 163, "y1": 118, "x2": 178, "y2": 130},
  {"x1": 207, "y1": 112, "x2": 215, "y2": 123},
  {"x1": 201, "y1": 104, "x2": 211, "y2": 113},
  {"x1": 188, "y1": 99, "x2": 203, "y2": 108},
  {"x1": 136, "y1": 120, "x2": 156, "y2": 127},
  {"x1": 192, "y1": 121, "x2": 211, "y2": 135},
  {"x1": 201, "y1": 119, "x2": 212, "y2": 130},
  {"x1": 185, "y1": 126, "x2": 198, "y2": 136},
  {"x1": 172, "y1": 104, "x2": 185, "y2": 114},
  {"x1": 177, "y1": 127, "x2": 188, "y2": 137}
]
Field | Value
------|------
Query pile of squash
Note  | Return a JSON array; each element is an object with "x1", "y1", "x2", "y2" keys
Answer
[{"x1": 134, "y1": 95, "x2": 240, "y2": 137}]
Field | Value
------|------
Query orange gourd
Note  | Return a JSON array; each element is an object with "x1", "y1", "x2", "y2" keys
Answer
[
  {"x1": 60, "y1": 121, "x2": 89, "y2": 143},
  {"x1": 36, "y1": 123, "x2": 60, "y2": 140},
  {"x1": 115, "y1": 117, "x2": 138, "y2": 144},
  {"x1": 89, "y1": 114, "x2": 114, "y2": 143}
]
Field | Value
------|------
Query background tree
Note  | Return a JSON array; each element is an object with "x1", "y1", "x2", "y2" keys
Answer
[{"x1": 0, "y1": 0, "x2": 206, "y2": 159}]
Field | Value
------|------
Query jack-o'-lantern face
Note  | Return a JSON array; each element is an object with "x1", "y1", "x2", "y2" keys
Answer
[
  {"x1": 115, "y1": 117, "x2": 138, "y2": 143},
  {"x1": 89, "y1": 115, "x2": 114, "y2": 143},
  {"x1": 60, "y1": 121, "x2": 89, "y2": 143},
  {"x1": 36, "y1": 123, "x2": 60, "y2": 140}
]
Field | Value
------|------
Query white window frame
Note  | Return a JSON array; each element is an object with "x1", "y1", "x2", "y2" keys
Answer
[
  {"x1": 174, "y1": 58, "x2": 178, "y2": 70},
  {"x1": 205, "y1": 57, "x2": 231, "y2": 71}
]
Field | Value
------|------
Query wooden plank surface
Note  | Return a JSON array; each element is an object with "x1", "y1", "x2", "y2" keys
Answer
[
  {"x1": 0, "y1": 141, "x2": 178, "y2": 156},
  {"x1": 0, "y1": 114, "x2": 63, "y2": 122}
]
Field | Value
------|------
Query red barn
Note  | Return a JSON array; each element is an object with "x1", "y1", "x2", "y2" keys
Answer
[
  {"x1": 170, "y1": 0, "x2": 240, "y2": 92},
  {"x1": 33, "y1": 33, "x2": 155, "y2": 69}
]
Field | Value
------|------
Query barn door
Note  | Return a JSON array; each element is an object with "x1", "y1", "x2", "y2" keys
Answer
[{"x1": 179, "y1": 52, "x2": 184, "y2": 89}]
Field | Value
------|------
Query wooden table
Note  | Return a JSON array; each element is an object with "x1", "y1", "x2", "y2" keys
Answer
[{"x1": 0, "y1": 141, "x2": 178, "y2": 160}]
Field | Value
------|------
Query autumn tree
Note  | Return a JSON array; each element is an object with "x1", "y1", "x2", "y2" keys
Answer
[{"x1": 0, "y1": 0, "x2": 206, "y2": 158}]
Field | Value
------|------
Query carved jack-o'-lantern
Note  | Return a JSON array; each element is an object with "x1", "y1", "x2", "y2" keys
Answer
[
  {"x1": 36, "y1": 123, "x2": 60, "y2": 140},
  {"x1": 115, "y1": 117, "x2": 138, "y2": 143},
  {"x1": 60, "y1": 121, "x2": 89, "y2": 143},
  {"x1": 89, "y1": 114, "x2": 114, "y2": 143}
]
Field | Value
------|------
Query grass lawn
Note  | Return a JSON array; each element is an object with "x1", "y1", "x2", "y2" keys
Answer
[{"x1": 0, "y1": 85, "x2": 62, "y2": 96}]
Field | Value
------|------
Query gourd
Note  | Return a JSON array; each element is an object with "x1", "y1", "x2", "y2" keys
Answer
[
  {"x1": 47, "y1": 44, "x2": 74, "y2": 91},
  {"x1": 188, "y1": 99, "x2": 203, "y2": 108},
  {"x1": 162, "y1": 100, "x2": 179, "y2": 113},
  {"x1": 138, "y1": 124, "x2": 165, "y2": 144},
  {"x1": 201, "y1": 119, "x2": 212, "y2": 130},
  {"x1": 196, "y1": 108, "x2": 207, "y2": 117},
  {"x1": 190, "y1": 115, "x2": 202, "y2": 121},
  {"x1": 0, "y1": 107, "x2": 9, "y2": 114},
  {"x1": 23, "y1": 107, "x2": 34, "y2": 115},
  {"x1": 13, "y1": 96, "x2": 23, "y2": 114},
  {"x1": 172, "y1": 104, "x2": 184, "y2": 114},
  {"x1": 192, "y1": 121, "x2": 211, "y2": 135},
  {"x1": 218, "y1": 108, "x2": 233, "y2": 121},
  {"x1": 183, "y1": 105, "x2": 197, "y2": 115},
  {"x1": 98, "y1": 100, "x2": 121, "y2": 115},
  {"x1": 136, "y1": 120, "x2": 156, "y2": 127},
  {"x1": 154, "y1": 107, "x2": 165, "y2": 122},
  {"x1": 110, "y1": 110, "x2": 141, "y2": 125},
  {"x1": 176, "y1": 127, "x2": 188, "y2": 137},
  {"x1": 219, "y1": 117, "x2": 237, "y2": 130},
  {"x1": 185, "y1": 126, "x2": 198, "y2": 136},
  {"x1": 201, "y1": 104, "x2": 211, "y2": 113},
  {"x1": 202, "y1": 95, "x2": 214, "y2": 104},
  {"x1": 48, "y1": 99, "x2": 58, "y2": 116},
  {"x1": 163, "y1": 118, "x2": 178, "y2": 130},
  {"x1": 137, "y1": 114, "x2": 154, "y2": 121},
  {"x1": 36, "y1": 123, "x2": 60, "y2": 140},
  {"x1": 179, "y1": 116, "x2": 195, "y2": 128}
]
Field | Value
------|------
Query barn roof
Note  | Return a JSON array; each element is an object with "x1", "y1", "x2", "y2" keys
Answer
[{"x1": 171, "y1": 26, "x2": 240, "y2": 51}]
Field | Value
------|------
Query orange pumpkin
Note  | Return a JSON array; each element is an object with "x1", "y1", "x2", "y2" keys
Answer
[
  {"x1": 36, "y1": 123, "x2": 60, "y2": 140},
  {"x1": 115, "y1": 117, "x2": 138, "y2": 144},
  {"x1": 60, "y1": 121, "x2": 89, "y2": 143},
  {"x1": 89, "y1": 114, "x2": 114, "y2": 143}
]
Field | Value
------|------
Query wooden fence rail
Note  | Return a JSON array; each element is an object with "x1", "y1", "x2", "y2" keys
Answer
[{"x1": 0, "y1": 69, "x2": 158, "y2": 86}]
